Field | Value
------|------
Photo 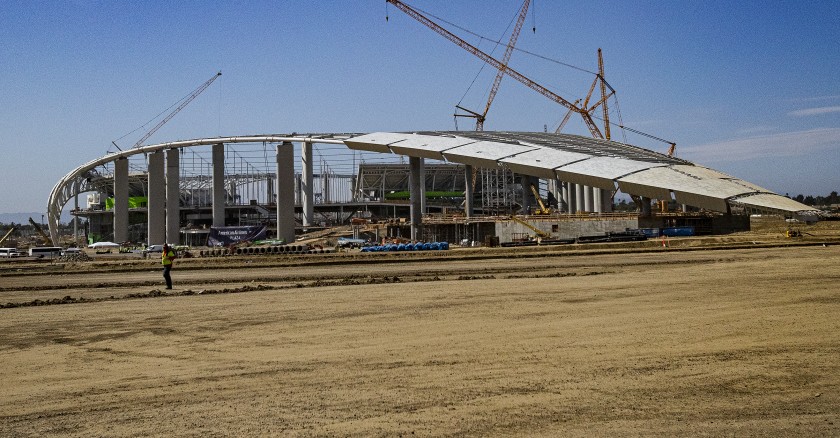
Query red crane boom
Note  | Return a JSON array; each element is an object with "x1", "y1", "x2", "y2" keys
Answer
[
  {"x1": 387, "y1": 0, "x2": 603, "y2": 139},
  {"x1": 477, "y1": 0, "x2": 531, "y2": 131}
]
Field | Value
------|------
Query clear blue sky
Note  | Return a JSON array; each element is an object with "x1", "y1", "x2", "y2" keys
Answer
[{"x1": 1, "y1": 0, "x2": 838, "y2": 214}]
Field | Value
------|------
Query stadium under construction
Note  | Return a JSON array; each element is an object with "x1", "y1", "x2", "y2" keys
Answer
[{"x1": 47, "y1": 131, "x2": 817, "y2": 249}]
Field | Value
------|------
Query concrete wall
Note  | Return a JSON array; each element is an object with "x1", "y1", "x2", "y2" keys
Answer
[{"x1": 494, "y1": 218, "x2": 640, "y2": 242}]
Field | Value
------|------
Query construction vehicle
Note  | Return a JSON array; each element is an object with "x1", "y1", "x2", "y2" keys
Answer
[
  {"x1": 529, "y1": 184, "x2": 550, "y2": 215},
  {"x1": 510, "y1": 215, "x2": 549, "y2": 240},
  {"x1": 0, "y1": 227, "x2": 15, "y2": 246},
  {"x1": 28, "y1": 217, "x2": 51, "y2": 244}
]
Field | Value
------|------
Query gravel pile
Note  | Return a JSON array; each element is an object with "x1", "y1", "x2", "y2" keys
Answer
[{"x1": 58, "y1": 252, "x2": 94, "y2": 262}]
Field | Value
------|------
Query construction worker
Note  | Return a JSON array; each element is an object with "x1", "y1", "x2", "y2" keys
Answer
[{"x1": 161, "y1": 244, "x2": 177, "y2": 289}]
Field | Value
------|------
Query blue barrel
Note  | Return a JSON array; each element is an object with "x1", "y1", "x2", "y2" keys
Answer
[
  {"x1": 430, "y1": 242, "x2": 441, "y2": 250},
  {"x1": 441, "y1": 242, "x2": 450, "y2": 250},
  {"x1": 397, "y1": 243, "x2": 406, "y2": 251}
]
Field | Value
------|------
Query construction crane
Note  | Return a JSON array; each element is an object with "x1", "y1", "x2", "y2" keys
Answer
[
  {"x1": 529, "y1": 184, "x2": 550, "y2": 214},
  {"x1": 387, "y1": 1, "x2": 679, "y2": 156},
  {"x1": 510, "y1": 215, "x2": 549, "y2": 239},
  {"x1": 386, "y1": 0, "x2": 604, "y2": 139},
  {"x1": 455, "y1": 0, "x2": 531, "y2": 131},
  {"x1": 28, "y1": 217, "x2": 51, "y2": 244},
  {"x1": 126, "y1": 72, "x2": 221, "y2": 150},
  {"x1": 555, "y1": 49, "x2": 615, "y2": 140},
  {"x1": 0, "y1": 227, "x2": 15, "y2": 246}
]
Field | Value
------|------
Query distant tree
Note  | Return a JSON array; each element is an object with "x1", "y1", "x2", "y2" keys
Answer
[
  {"x1": 795, "y1": 194, "x2": 805, "y2": 203},
  {"x1": 804, "y1": 195, "x2": 816, "y2": 205}
]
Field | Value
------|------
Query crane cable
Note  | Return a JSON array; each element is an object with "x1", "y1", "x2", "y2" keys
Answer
[
  {"x1": 402, "y1": 2, "x2": 596, "y2": 76},
  {"x1": 387, "y1": 1, "x2": 673, "y2": 148},
  {"x1": 456, "y1": 4, "x2": 520, "y2": 107}
]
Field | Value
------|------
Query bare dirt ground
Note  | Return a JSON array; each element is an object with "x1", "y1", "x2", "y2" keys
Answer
[{"x1": 1, "y1": 230, "x2": 839, "y2": 436}]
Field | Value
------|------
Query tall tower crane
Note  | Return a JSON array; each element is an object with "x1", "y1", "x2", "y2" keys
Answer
[{"x1": 455, "y1": 0, "x2": 531, "y2": 131}]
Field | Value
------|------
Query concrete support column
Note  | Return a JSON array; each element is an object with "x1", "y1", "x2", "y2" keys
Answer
[
  {"x1": 409, "y1": 156, "x2": 423, "y2": 241},
  {"x1": 113, "y1": 157, "x2": 129, "y2": 243},
  {"x1": 568, "y1": 183, "x2": 576, "y2": 214},
  {"x1": 594, "y1": 187, "x2": 603, "y2": 213},
  {"x1": 419, "y1": 158, "x2": 426, "y2": 214},
  {"x1": 166, "y1": 148, "x2": 180, "y2": 245},
  {"x1": 640, "y1": 196, "x2": 652, "y2": 217},
  {"x1": 276, "y1": 142, "x2": 296, "y2": 244},
  {"x1": 584, "y1": 185, "x2": 594, "y2": 212},
  {"x1": 301, "y1": 141, "x2": 314, "y2": 227},
  {"x1": 601, "y1": 189, "x2": 613, "y2": 213},
  {"x1": 147, "y1": 151, "x2": 166, "y2": 245},
  {"x1": 682, "y1": 204, "x2": 688, "y2": 213},
  {"x1": 575, "y1": 183, "x2": 585, "y2": 213},
  {"x1": 561, "y1": 181, "x2": 569, "y2": 213},
  {"x1": 211, "y1": 143, "x2": 225, "y2": 227},
  {"x1": 464, "y1": 164, "x2": 474, "y2": 218}
]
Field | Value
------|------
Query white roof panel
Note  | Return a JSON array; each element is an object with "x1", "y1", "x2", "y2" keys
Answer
[
  {"x1": 442, "y1": 141, "x2": 537, "y2": 168},
  {"x1": 344, "y1": 132, "x2": 404, "y2": 153},
  {"x1": 557, "y1": 158, "x2": 664, "y2": 190},
  {"x1": 499, "y1": 148, "x2": 588, "y2": 179},
  {"x1": 673, "y1": 191, "x2": 729, "y2": 212},
  {"x1": 731, "y1": 193, "x2": 817, "y2": 212},
  {"x1": 672, "y1": 165, "x2": 733, "y2": 180},
  {"x1": 388, "y1": 134, "x2": 477, "y2": 160}
]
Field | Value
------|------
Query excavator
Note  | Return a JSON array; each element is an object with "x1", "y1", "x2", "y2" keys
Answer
[
  {"x1": 28, "y1": 217, "x2": 52, "y2": 244},
  {"x1": 510, "y1": 215, "x2": 549, "y2": 240}
]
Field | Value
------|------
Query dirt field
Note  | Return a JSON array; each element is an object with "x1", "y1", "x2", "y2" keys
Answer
[{"x1": 1, "y1": 238, "x2": 839, "y2": 436}]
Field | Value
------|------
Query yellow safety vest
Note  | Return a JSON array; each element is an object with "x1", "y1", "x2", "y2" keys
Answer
[{"x1": 162, "y1": 250, "x2": 175, "y2": 265}]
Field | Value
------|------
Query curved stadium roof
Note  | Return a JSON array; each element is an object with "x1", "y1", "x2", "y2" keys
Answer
[{"x1": 346, "y1": 131, "x2": 815, "y2": 214}]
